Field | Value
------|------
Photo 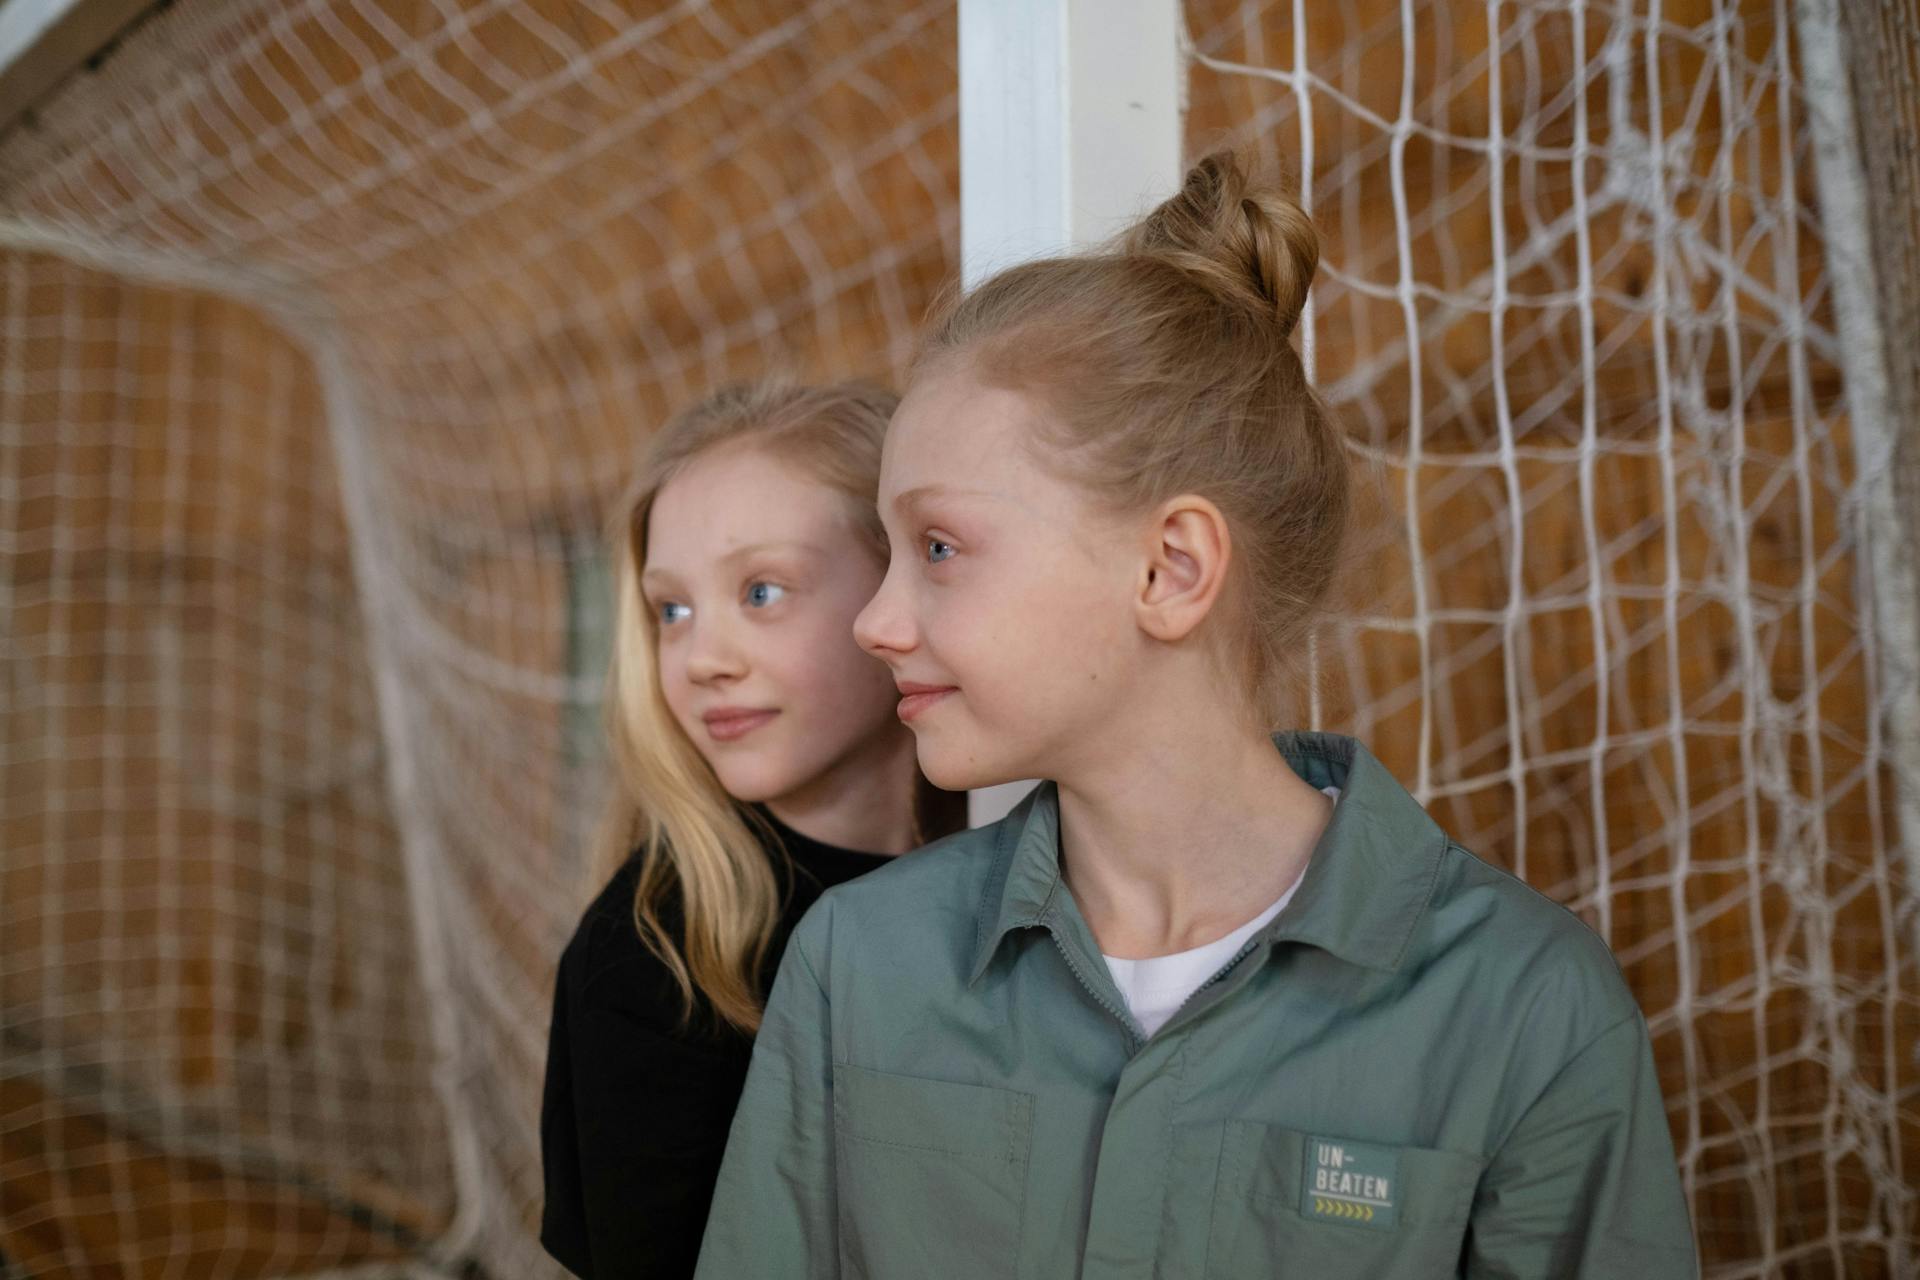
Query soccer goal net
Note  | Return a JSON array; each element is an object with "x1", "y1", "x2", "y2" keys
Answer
[{"x1": 0, "y1": 0, "x2": 1912, "y2": 1276}]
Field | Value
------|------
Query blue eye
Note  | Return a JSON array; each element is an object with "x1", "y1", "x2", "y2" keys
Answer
[
  {"x1": 746, "y1": 581, "x2": 787, "y2": 607},
  {"x1": 926, "y1": 538, "x2": 955, "y2": 564},
  {"x1": 658, "y1": 602, "x2": 691, "y2": 625}
]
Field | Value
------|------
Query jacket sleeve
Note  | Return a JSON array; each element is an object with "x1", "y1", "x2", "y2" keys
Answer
[
  {"x1": 1464, "y1": 1010, "x2": 1699, "y2": 1278},
  {"x1": 693, "y1": 921, "x2": 838, "y2": 1279}
]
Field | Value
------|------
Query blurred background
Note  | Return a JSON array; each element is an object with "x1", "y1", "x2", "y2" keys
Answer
[{"x1": 1, "y1": 0, "x2": 1916, "y2": 1275}]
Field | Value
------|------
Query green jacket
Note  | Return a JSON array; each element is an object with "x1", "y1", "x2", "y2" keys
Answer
[{"x1": 694, "y1": 732, "x2": 1697, "y2": 1278}]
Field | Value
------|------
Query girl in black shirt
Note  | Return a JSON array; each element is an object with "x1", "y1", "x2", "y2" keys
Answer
[{"x1": 540, "y1": 382, "x2": 965, "y2": 1278}]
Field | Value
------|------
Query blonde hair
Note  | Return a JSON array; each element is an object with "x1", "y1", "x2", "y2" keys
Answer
[
  {"x1": 914, "y1": 151, "x2": 1348, "y2": 724},
  {"x1": 600, "y1": 380, "x2": 965, "y2": 1034}
]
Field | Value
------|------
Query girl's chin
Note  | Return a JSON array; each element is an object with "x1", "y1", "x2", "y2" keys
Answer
[
  {"x1": 708, "y1": 757, "x2": 801, "y2": 805},
  {"x1": 915, "y1": 741, "x2": 1016, "y2": 794},
  {"x1": 713, "y1": 748, "x2": 857, "y2": 808}
]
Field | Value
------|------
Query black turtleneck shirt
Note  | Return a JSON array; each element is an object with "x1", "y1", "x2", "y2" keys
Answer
[{"x1": 539, "y1": 806, "x2": 893, "y2": 1279}]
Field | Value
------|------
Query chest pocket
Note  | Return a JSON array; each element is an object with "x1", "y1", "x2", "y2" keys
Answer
[
  {"x1": 1206, "y1": 1122, "x2": 1484, "y2": 1278},
  {"x1": 833, "y1": 1063, "x2": 1034, "y2": 1280}
]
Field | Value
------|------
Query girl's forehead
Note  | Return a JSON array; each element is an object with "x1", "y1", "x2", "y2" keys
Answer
[
  {"x1": 885, "y1": 372, "x2": 1032, "y2": 492},
  {"x1": 885, "y1": 377, "x2": 1109, "y2": 542},
  {"x1": 669, "y1": 442, "x2": 806, "y2": 493},
  {"x1": 651, "y1": 448, "x2": 853, "y2": 553}
]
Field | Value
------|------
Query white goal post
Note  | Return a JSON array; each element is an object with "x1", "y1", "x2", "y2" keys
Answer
[{"x1": 959, "y1": 0, "x2": 1183, "y2": 827}]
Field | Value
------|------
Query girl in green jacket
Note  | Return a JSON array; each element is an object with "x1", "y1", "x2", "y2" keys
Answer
[{"x1": 694, "y1": 155, "x2": 1697, "y2": 1279}]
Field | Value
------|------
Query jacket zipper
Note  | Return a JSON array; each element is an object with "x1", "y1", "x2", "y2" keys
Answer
[
  {"x1": 1043, "y1": 911, "x2": 1143, "y2": 1049},
  {"x1": 1156, "y1": 936, "x2": 1273, "y2": 1040}
]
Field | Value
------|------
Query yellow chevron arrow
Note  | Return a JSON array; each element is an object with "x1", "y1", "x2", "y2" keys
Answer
[{"x1": 1313, "y1": 1196, "x2": 1382, "y2": 1223}]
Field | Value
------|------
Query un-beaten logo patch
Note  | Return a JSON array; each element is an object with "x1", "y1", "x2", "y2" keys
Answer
[{"x1": 1301, "y1": 1135, "x2": 1399, "y2": 1229}]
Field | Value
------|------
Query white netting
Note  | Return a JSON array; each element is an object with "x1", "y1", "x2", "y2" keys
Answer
[
  {"x1": 0, "y1": 0, "x2": 1912, "y2": 1276},
  {"x1": 0, "y1": 1, "x2": 958, "y2": 1275}
]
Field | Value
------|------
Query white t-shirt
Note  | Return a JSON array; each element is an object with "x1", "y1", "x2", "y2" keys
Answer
[{"x1": 1102, "y1": 786, "x2": 1340, "y2": 1037}]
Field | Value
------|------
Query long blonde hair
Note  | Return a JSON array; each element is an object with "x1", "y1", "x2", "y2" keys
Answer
[
  {"x1": 601, "y1": 380, "x2": 964, "y2": 1034},
  {"x1": 916, "y1": 151, "x2": 1349, "y2": 724}
]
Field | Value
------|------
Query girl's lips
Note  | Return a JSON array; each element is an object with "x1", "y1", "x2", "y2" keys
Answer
[
  {"x1": 705, "y1": 710, "x2": 778, "y2": 742},
  {"x1": 896, "y1": 688, "x2": 956, "y2": 723}
]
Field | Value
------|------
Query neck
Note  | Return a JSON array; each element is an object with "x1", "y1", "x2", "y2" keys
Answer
[
  {"x1": 763, "y1": 724, "x2": 922, "y2": 856},
  {"x1": 1052, "y1": 679, "x2": 1331, "y2": 959}
]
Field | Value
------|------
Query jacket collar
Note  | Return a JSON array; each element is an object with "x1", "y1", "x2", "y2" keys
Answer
[{"x1": 968, "y1": 732, "x2": 1448, "y2": 986}]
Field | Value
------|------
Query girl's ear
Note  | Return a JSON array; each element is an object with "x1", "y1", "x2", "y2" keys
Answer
[{"x1": 1134, "y1": 494, "x2": 1232, "y2": 642}]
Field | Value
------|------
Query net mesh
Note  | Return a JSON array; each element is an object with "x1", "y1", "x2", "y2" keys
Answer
[
  {"x1": 0, "y1": 0, "x2": 1913, "y2": 1276},
  {"x1": 1, "y1": 1, "x2": 959, "y2": 1275}
]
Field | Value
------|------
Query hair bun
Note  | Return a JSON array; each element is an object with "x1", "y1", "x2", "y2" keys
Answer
[{"x1": 1122, "y1": 150, "x2": 1319, "y2": 337}]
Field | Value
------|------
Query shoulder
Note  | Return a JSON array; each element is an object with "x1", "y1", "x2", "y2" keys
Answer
[
  {"x1": 1421, "y1": 838, "x2": 1645, "y2": 1044},
  {"x1": 556, "y1": 853, "x2": 682, "y2": 1011},
  {"x1": 785, "y1": 819, "x2": 1005, "y2": 980},
  {"x1": 563, "y1": 853, "x2": 645, "y2": 957}
]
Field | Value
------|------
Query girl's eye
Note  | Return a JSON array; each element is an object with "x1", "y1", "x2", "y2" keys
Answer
[
  {"x1": 658, "y1": 602, "x2": 691, "y2": 626},
  {"x1": 745, "y1": 581, "x2": 787, "y2": 608},
  {"x1": 925, "y1": 538, "x2": 955, "y2": 564}
]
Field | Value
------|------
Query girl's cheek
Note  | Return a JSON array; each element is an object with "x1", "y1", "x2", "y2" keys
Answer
[
  {"x1": 656, "y1": 650, "x2": 689, "y2": 703},
  {"x1": 793, "y1": 610, "x2": 854, "y2": 685},
  {"x1": 921, "y1": 584, "x2": 960, "y2": 636}
]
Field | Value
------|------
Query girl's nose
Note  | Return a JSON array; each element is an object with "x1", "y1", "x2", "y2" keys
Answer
[
  {"x1": 684, "y1": 618, "x2": 748, "y2": 684},
  {"x1": 853, "y1": 567, "x2": 916, "y2": 659}
]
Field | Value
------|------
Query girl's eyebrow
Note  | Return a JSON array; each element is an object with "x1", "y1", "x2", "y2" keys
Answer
[
  {"x1": 641, "y1": 541, "x2": 823, "y2": 592},
  {"x1": 716, "y1": 540, "x2": 825, "y2": 567},
  {"x1": 891, "y1": 484, "x2": 991, "y2": 515}
]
